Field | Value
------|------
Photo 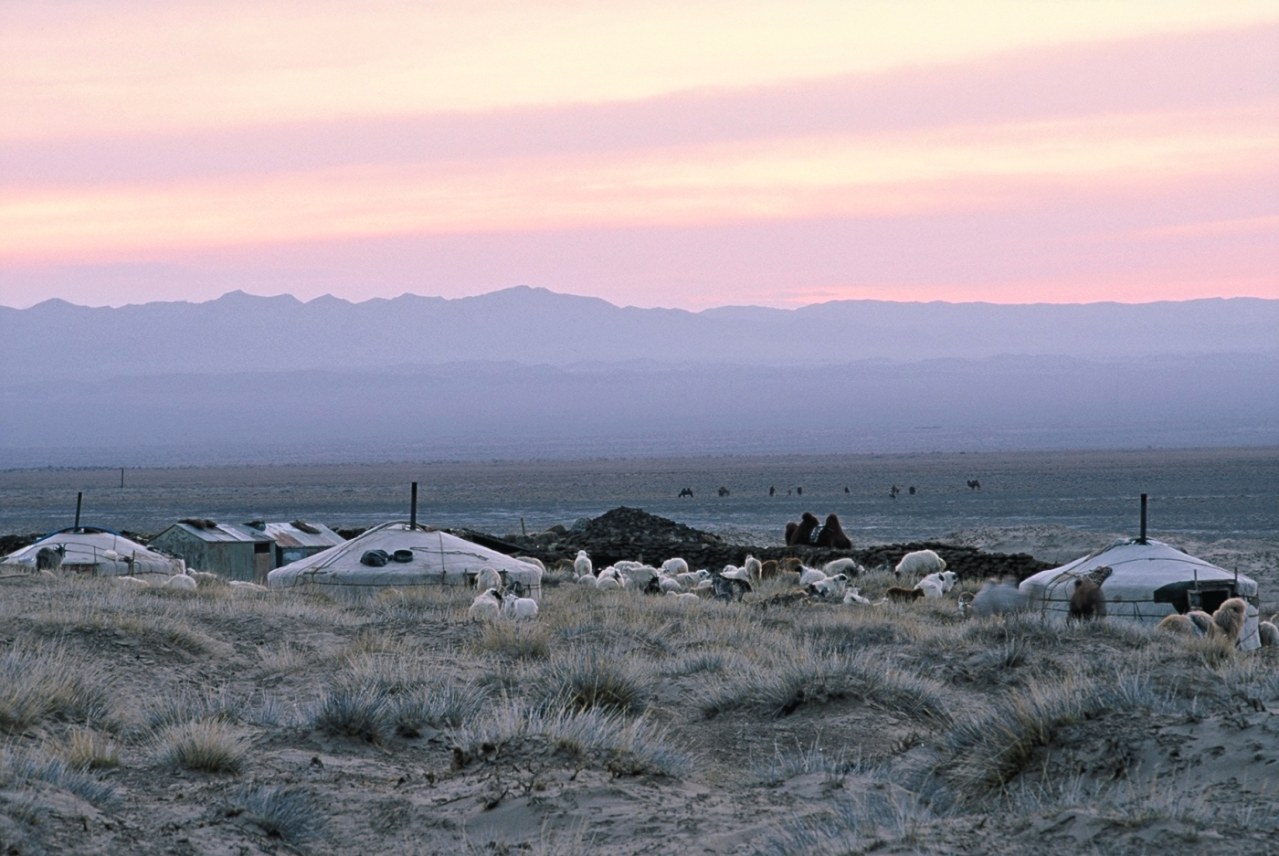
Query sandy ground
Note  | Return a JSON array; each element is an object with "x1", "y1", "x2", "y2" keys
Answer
[{"x1": 1, "y1": 525, "x2": 1276, "y2": 856}]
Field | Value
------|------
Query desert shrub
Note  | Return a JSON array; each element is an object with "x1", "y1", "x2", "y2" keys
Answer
[
  {"x1": 0, "y1": 745, "x2": 116, "y2": 807},
  {"x1": 535, "y1": 650, "x2": 649, "y2": 715},
  {"x1": 154, "y1": 719, "x2": 248, "y2": 773},
  {"x1": 450, "y1": 702, "x2": 689, "y2": 779},
  {"x1": 391, "y1": 681, "x2": 490, "y2": 738},
  {"x1": 472, "y1": 619, "x2": 552, "y2": 660},
  {"x1": 700, "y1": 648, "x2": 951, "y2": 723},
  {"x1": 937, "y1": 676, "x2": 1112, "y2": 803},
  {"x1": 145, "y1": 685, "x2": 241, "y2": 731},
  {"x1": 310, "y1": 681, "x2": 393, "y2": 742},
  {"x1": 57, "y1": 727, "x2": 121, "y2": 770},
  {"x1": 0, "y1": 641, "x2": 121, "y2": 732},
  {"x1": 228, "y1": 784, "x2": 322, "y2": 844}
]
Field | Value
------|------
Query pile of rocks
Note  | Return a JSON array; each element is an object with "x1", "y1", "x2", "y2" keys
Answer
[{"x1": 486, "y1": 506, "x2": 1054, "y2": 582}]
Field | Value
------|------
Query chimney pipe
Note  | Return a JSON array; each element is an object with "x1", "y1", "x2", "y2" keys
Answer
[
  {"x1": 1138, "y1": 493, "x2": 1147, "y2": 544},
  {"x1": 410, "y1": 482, "x2": 418, "y2": 530},
  {"x1": 74, "y1": 491, "x2": 82, "y2": 531}
]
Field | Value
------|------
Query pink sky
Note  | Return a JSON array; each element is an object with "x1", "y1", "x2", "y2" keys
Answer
[{"x1": 1, "y1": 1, "x2": 1276, "y2": 310}]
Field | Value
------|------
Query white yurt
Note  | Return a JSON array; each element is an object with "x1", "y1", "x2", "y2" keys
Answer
[
  {"x1": 1019, "y1": 537, "x2": 1261, "y2": 650},
  {"x1": 267, "y1": 521, "x2": 543, "y2": 600},
  {"x1": 0, "y1": 526, "x2": 186, "y2": 580}
]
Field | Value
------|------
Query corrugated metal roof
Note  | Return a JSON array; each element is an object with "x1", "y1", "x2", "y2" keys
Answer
[
  {"x1": 166, "y1": 521, "x2": 273, "y2": 544},
  {"x1": 259, "y1": 521, "x2": 344, "y2": 549}
]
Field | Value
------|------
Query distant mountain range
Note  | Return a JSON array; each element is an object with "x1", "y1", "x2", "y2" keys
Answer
[{"x1": 2, "y1": 288, "x2": 1276, "y2": 466}]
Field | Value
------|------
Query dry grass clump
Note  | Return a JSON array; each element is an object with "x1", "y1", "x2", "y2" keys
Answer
[
  {"x1": 936, "y1": 674, "x2": 1114, "y2": 804},
  {"x1": 55, "y1": 727, "x2": 121, "y2": 771},
  {"x1": 0, "y1": 744, "x2": 116, "y2": 808},
  {"x1": 535, "y1": 650, "x2": 651, "y2": 715},
  {"x1": 226, "y1": 784, "x2": 322, "y2": 844},
  {"x1": 450, "y1": 702, "x2": 689, "y2": 780},
  {"x1": 154, "y1": 719, "x2": 248, "y2": 773},
  {"x1": 700, "y1": 648, "x2": 951, "y2": 723},
  {"x1": 310, "y1": 680, "x2": 395, "y2": 743},
  {"x1": 0, "y1": 641, "x2": 123, "y2": 733},
  {"x1": 472, "y1": 619, "x2": 553, "y2": 660}
]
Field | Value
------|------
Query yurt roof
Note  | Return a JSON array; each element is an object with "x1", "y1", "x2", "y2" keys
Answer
[
  {"x1": 267, "y1": 521, "x2": 542, "y2": 598},
  {"x1": 1019, "y1": 537, "x2": 1260, "y2": 649},
  {"x1": 0, "y1": 526, "x2": 185, "y2": 577}
]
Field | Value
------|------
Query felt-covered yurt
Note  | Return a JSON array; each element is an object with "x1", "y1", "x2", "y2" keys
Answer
[
  {"x1": 0, "y1": 526, "x2": 186, "y2": 579},
  {"x1": 1018, "y1": 537, "x2": 1261, "y2": 650},
  {"x1": 267, "y1": 521, "x2": 542, "y2": 600}
]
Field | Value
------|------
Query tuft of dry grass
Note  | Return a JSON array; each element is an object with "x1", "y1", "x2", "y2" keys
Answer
[
  {"x1": 154, "y1": 719, "x2": 248, "y2": 773},
  {"x1": 535, "y1": 650, "x2": 650, "y2": 716},
  {"x1": 56, "y1": 727, "x2": 121, "y2": 770},
  {"x1": 0, "y1": 640, "x2": 124, "y2": 733}
]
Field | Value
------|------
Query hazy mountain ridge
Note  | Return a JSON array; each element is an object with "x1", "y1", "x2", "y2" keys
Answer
[
  {"x1": 3, "y1": 289, "x2": 1276, "y2": 466},
  {"x1": 3, "y1": 288, "x2": 1276, "y2": 383}
]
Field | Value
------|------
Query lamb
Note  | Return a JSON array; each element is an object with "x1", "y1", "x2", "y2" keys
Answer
[
  {"x1": 468, "y1": 588, "x2": 503, "y2": 621},
  {"x1": 35, "y1": 545, "x2": 65, "y2": 572},
  {"x1": 163, "y1": 573, "x2": 198, "y2": 591},
  {"x1": 573, "y1": 550, "x2": 593, "y2": 578},
  {"x1": 475, "y1": 566, "x2": 504, "y2": 592},
  {"x1": 720, "y1": 564, "x2": 752, "y2": 583},
  {"x1": 914, "y1": 570, "x2": 957, "y2": 599},
  {"x1": 188, "y1": 570, "x2": 227, "y2": 589},
  {"x1": 894, "y1": 549, "x2": 946, "y2": 579},
  {"x1": 228, "y1": 580, "x2": 268, "y2": 593},
  {"x1": 807, "y1": 573, "x2": 849, "y2": 600},
  {"x1": 503, "y1": 595, "x2": 539, "y2": 619},
  {"x1": 666, "y1": 591, "x2": 700, "y2": 603},
  {"x1": 970, "y1": 578, "x2": 1029, "y2": 617},
  {"x1": 620, "y1": 564, "x2": 660, "y2": 590},
  {"x1": 742, "y1": 555, "x2": 763, "y2": 580},
  {"x1": 842, "y1": 587, "x2": 871, "y2": 605},
  {"x1": 111, "y1": 575, "x2": 150, "y2": 589}
]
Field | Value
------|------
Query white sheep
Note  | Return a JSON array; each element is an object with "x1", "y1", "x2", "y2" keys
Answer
[
  {"x1": 822, "y1": 557, "x2": 863, "y2": 577},
  {"x1": 475, "y1": 566, "x2": 504, "y2": 592},
  {"x1": 914, "y1": 570, "x2": 958, "y2": 599},
  {"x1": 657, "y1": 575, "x2": 682, "y2": 593},
  {"x1": 720, "y1": 564, "x2": 752, "y2": 582},
  {"x1": 595, "y1": 575, "x2": 623, "y2": 591},
  {"x1": 743, "y1": 555, "x2": 763, "y2": 580},
  {"x1": 1259, "y1": 621, "x2": 1278, "y2": 647},
  {"x1": 808, "y1": 573, "x2": 850, "y2": 600},
  {"x1": 111, "y1": 575, "x2": 150, "y2": 589},
  {"x1": 798, "y1": 566, "x2": 828, "y2": 587},
  {"x1": 676, "y1": 569, "x2": 709, "y2": 589},
  {"x1": 843, "y1": 587, "x2": 871, "y2": 605},
  {"x1": 188, "y1": 570, "x2": 227, "y2": 588},
  {"x1": 613, "y1": 560, "x2": 645, "y2": 572},
  {"x1": 970, "y1": 578, "x2": 1028, "y2": 617},
  {"x1": 503, "y1": 596, "x2": 539, "y2": 619},
  {"x1": 573, "y1": 550, "x2": 593, "y2": 578},
  {"x1": 228, "y1": 580, "x2": 268, "y2": 593},
  {"x1": 895, "y1": 549, "x2": 947, "y2": 578},
  {"x1": 163, "y1": 574, "x2": 198, "y2": 591},
  {"x1": 468, "y1": 588, "x2": 503, "y2": 621},
  {"x1": 619, "y1": 564, "x2": 659, "y2": 590},
  {"x1": 666, "y1": 591, "x2": 700, "y2": 603},
  {"x1": 661, "y1": 557, "x2": 689, "y2": 576}
]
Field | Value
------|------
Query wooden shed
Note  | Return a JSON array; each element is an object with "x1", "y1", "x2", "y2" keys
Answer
[{"x1": 150, "y1": 519, "x2": 275, "y2": 582}]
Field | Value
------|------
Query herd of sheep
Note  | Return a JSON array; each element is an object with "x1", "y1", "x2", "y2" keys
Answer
[{"x1": 467, "y1": 547, "x2": 1279, "y2": 649}]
